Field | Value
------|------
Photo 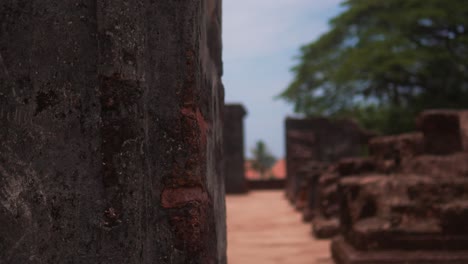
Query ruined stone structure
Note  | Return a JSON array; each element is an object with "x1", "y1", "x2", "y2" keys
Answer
[
  {"x1": 223, "y1": 104, "x2": 248, "y2": 194},
  {"x1": 311, "y1": 157, "x2": 377, "y2": 238},
  {"x1": 369, "y1": 132, "x2": 424, "y2": 172},
  {"x1": 285, "y1": 117, "x2": 373, "y2": 204},
  {"x1": 295, "y1": 161, "x2": 328, "y2": 213},
  {"x1": 0, "y1": 1, "x2": 226, "y2": 263},
  {"x1": 307, "y1": 132, "x2": 425, "y2": 239},
  {"x1": 417, "y1": 110, "x2": 468, "y2": 155},
  {"x1": 332, "y1": 110, "x2": 468, "y2": 264},
  {"x1": 247, "y1": 179, "x2": 286, "y2": 190}
]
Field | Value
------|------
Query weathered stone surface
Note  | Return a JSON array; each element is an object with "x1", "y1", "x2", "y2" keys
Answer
[
  {"x1": 0, "y1": 1, "x2": 226, "y2": 263},
  {"x1": 247, "y1": 179, "x2": 285, "y2": 190},
  {"x1": 285, "y1": 125, "x2": 316, "y2": 202},
  {"x1": 402, "y1": 152, "x2": 468, "y2": 178},
  {"x1": 332, "y1": 109, "x2": 468, "y2": 264},
  {"x1": 223, "y1": 104, "x2": 248, "y2": 194},
  {"x1": 317, "y1": 173, "x2": 340, "y2": 219},
  {"x1": 337, "y1": 157, "x2": 377, "y2": 177},
  {"x1": 417, "y1": 110, "x2": 468, "y2": 155},
  {"x1": 301, "y1": 164, "x2": 330, "y2": 222},
  {"x1": 306, "y1": 158, "x2": 377, "y2": 237},
  {"x1": 339, "y1": 175, "x2": 468, "y2": 251},
  {"x1": 306, "y1": 166, "x2": 340, "y2": 237},
  {"x1": 294, "y1": 161, "x2": 328, "y2": 211},
  {"x1": 285, "y1": 117, "x2": 373, "y2": 203},
  {"x1": 332, "y1": 236, "x2": 468, "y2": 264},
  {"x1": 303, "y1": 207, "x2": 315, "y2": 222},
  {"x1": 369, "y1": 133, "x2": 424, "y2": 173},
  {"x1": 312, "y1": 217, "x2": 340, "y2": 239},
  {"x1": 439, "y1": 200, "x2": 468, "y2": 234}
]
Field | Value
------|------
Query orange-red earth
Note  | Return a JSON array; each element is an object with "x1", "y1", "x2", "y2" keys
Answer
[{"x1": 226, "y1": 190, "x2": 333, "y2": 264}]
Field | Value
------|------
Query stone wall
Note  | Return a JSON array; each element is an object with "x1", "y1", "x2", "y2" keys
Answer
[
  {"x1": 417, "y1": 110, "x2": 468, "y2": 155},
  {"x1": 332, "y1": 110, "x2": 468, "y2": 264},
  {"x1": 310, "y1": 157, "x2": 377, "y2": 238},
  {"x1": 223, "y1": 104, "x2": 247, "y2": 194},
  {"x1": 0, "y1": 0, "x2": 226, "y2": 263},
  {"x1": 285, "y1": 117, "x2": 373, "y2": 203},
  {"x1": 248, "y1": 179, "x2": 286, "y2": 190}
]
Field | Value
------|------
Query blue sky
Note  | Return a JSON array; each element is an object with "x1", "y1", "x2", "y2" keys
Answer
[{"x1": 223, "y1": 0, "x2": 344, "y2": 158}]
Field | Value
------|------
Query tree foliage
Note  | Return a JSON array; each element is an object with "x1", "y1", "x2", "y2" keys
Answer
[
  {"x1": 250, "y1": 140, "x2": 276, "y2": 179},
  {"x1": 281, "y1": 0, "x2": 468, "y2": 133}
]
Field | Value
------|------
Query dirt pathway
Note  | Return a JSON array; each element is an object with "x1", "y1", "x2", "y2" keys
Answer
[{"x1": 226, "y1": 190, "x2": 333, "y2": 264}]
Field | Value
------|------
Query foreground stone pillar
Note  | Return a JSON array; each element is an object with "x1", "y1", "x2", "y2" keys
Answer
[
  {"x1": 223, "y1": 104, "x2": 248, "y2": 194},
  {"x1": 0, "y1": 1, "x2": 226, "y2": 263}
]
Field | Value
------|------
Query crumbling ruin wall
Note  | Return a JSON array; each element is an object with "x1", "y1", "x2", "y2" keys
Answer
[
  {"x1": 0, "y1": 0, "x2": 226, "y2": 263},
  {"x1": 417, "y1": 110, "x2": 468, "y2": 155},
  {"x1": 285, "y1": 117, "x2": 372, "y2": 203},
  {"x1": 332, "y1": 110, "x2": 468, "y2": 263},
  {"x1": 311, "y1": 157, "x2": 377, "y2": 238},
  {"x1": 285, "y1": 121, "x2": 316, "y2": 202},
  {"x1": 319, "y1": 132, "x2": 425, "y2": 236},
  {"x1": 223, "y1": 104, "x2": 247, "y2": 194}
]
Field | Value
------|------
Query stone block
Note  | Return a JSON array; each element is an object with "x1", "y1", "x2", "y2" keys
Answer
[
  {"x1": 309, "y1": 158, "x2": 377, "y2": 228},
  {"x1": 369, "y1": 133, "x2": 424, "y2": 163},
  {"x1": 303, "y1": 207, "x2": 315, "y2": 222},
  {"x1": 332, "y1": 111, "x2": 468, "y2": 263},
  {"x1": 417, "y1": 110, "x2": 468, "y2": 155},
  {"x1": 332, "y1": 236, "x2": 468, "y2": 264},
  {"x1": 312, "y1": 217, "x2": 340, "y2": 239},
  {"x1": 402, "y1": 152, "x2": 468, "y2": 178},
  {"x1": 285, "y1": 117, "x2": 374, "y2": 202},
  {"x1": 337, "y1": 157, "x2": 377, "y2": 177},
  {"x1": 368, "y1": 133, "x2": 423, "y2": 173},
  {"x1": 439, "y1": 201, "x2": 468, "y2": 234},
  {"x1": 339, "y1": 175, "x2": 468, "y2": 250},
  {"x1": 303, "y1": 165, "x2": 337, "y2": 221},
  {"x1": 333, "y1": 173, "x2": 468, "y2": 263},
  {"x1": 247, "y1": 179, "x2": 285, "y2": 190},
  {"x1": 294, "y1": 161, "x2": 328, "y2": 210},
  {"x1": 223, "y1": 104, "x2": 248, "y2": 194}
]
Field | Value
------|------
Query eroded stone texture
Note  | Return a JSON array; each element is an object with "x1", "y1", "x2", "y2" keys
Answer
[
  {"x1": 417, "y1": 110, "x2": 468, "y2": 155},
  {"x1": 332, "y1": 174, "x2": 468, "y2": 263},
  {"x1": 338, "y1": 175, "x2": 468, "y2": 250},
  {"x1": 285, "y1": 117, "x2": 373, "y2": 203},
  {"x1": 369, "y1": 133, "x2": 424, "y2": 173},
  {"x1": 294, "y1": 161, "x2": 328, "y2": 212},
  {"x1": 0, "y1": 1, "x2": 226, "y2": 263},
  {"x1": 247, "y1": 179, "x2": 286, "y2": 190},
  {"x1": 337, "y1": 157, "x2": 377, "y2": 177},
  {"x1": 402, "y1": 152, "x2": 468, "y2": 178},
  {"x1": 332, "y1": 110, "x2": 468, "y2": 264},
  {"x1": 332, "y1": 235, "x2": 468, "y2": 264},
  {"x1": 302, "y1": 165, "x2": 324, "y2": 222},
  {"x1": 223, "y1": 104, "x2": 247, "y2": 194},
  {"x1": 311, "y1": 158, "x2": 377, "y2": 238}
]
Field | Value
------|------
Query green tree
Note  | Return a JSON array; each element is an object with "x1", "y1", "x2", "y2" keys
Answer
[
  {"x1": 280, "y1": 0, "x2": 468, "y2": 134},
  {"x1": 250, "y1": 141, "x2": 276, "y2": 179}
]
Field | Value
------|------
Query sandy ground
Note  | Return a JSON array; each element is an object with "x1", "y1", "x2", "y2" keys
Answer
[{"x1": 226, "y1": 190, "x2": 333, "y2": 264}]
